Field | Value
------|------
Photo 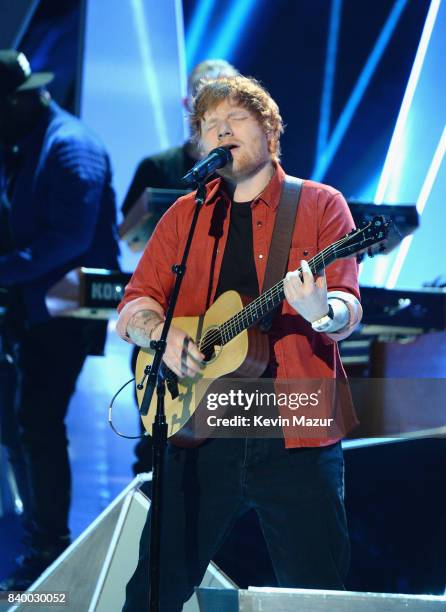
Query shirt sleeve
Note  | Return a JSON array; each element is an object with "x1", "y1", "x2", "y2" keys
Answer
[
  {"x1": 326, "y1": 290, "x2": 362, "y2": 341},
  {"x1": 317, "y1": 191, "x2": 362, "y2": 343},
  {"x1": 0, "y1": 136, "x2": 107, "y2": 285},
  {"x1": 116, "y1": 202, "x2": 181, "y2": 341}
]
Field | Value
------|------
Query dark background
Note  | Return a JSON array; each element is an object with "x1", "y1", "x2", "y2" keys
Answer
[
  {"x1": 19, "y1": 0, "x2": 430, "y2": 199},
  {"x1": 2, "y1": 0, "x2": 445, "y2": 597}
]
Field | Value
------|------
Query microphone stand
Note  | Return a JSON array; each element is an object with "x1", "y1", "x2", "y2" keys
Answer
[{"x1": 138, "y1": 181, "x2": 207, "y2": 612}]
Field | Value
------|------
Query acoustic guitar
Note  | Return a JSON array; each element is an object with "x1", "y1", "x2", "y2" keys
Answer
[{"x1": 135, "y1": 216, "x2": 389, "y2": 447}]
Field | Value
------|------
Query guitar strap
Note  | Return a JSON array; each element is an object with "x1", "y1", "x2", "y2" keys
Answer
[{"x1": 259, "y1": 175, "x2": 303, "y2": 333}]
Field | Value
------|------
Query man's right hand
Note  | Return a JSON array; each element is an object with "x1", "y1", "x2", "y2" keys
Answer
[{"x1": 151, "y1": 324, "x2": 205, "y2": 379}]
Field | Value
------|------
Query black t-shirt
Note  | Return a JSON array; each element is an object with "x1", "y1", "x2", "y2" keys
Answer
[
  {"x1": 215, "y1": 200, "x2": 258, "y2": 299},
  {"x1": 215, "y1": 200, "x2": 272, "y2": 378}
]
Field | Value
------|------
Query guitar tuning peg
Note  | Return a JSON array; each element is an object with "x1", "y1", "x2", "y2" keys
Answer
[
  {"x1": 356, "y1": 253, "x2": 364, "y2": 263},
  {"x1": 367, "y1": 248, "x2": 375, "y2": 258}
]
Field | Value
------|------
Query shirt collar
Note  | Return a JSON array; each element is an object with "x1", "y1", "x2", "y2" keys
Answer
[
  {"x1": 203, "y1": 177, "x2": 222, "y2": 205},
  {"x1": 255, "y1": 162, "x2": 285, "y2": 210},
  {"x1": 204, "y1": 162, "x2": 286, "y2": 210}
]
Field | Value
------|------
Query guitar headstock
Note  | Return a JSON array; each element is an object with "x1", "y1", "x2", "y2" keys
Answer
[{"x1": 333, "y1": 216, "x2": 390, "y2": 261}]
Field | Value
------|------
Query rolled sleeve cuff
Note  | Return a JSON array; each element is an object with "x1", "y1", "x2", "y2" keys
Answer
[
  {"x1": 116, "y1": 296, "x2": 165, "y2": 343},
  {"x1": 325, "y1": 290, "x2": 362, "y2": 342}
]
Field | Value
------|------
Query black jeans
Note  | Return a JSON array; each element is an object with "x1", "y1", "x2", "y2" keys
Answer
[
  {"x1": 123, "y1": 437, "x2": 349, "y2": 612},
  {"x1": 1, "y1": 317, "x2": 105, "y2": 544}
]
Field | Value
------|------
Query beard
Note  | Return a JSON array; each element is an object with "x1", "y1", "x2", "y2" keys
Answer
[{"x1": 217, "y1": 146, "x2": 270, "y2": 182}]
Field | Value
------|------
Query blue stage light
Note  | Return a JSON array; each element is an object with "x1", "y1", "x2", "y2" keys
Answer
[
  {"x1": 131, "y1": 0, "x2": 169, "y2": 149},
  {"x1": 205, "y1": 0, "x2": 258, "y2": 62},
  {"x1": 186, "y1": 0, "x2": 217, "y2": 69},
  {"x1": 367, "y1": 0, "x2": 443, "y2": 287},
  {"x1": 315, "y1": 0, "x2": 343, "y2": 168},
  {"x1": 312, "y1": 0, "x2": 408, "y2": 182},
  {"x1": 375, "y1": 0, "x2": 441, "y2": 204},
  {"x1": 385, "y1": 126, "x2": 445, "y2": 288}
]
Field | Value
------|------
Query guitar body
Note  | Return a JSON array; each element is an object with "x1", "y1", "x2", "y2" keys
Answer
[
  {"x1": 135, "y1": 290, "x2": 269, "y2": 447},
  {"x1": 134, "y1": 216, "x2": 389, "y2": 447}
]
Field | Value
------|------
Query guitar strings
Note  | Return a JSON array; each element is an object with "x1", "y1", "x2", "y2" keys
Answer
[
  {"x1": 199, "y1": 241, "x2": 340, "y2": 353},
  {"x1": 221, "y1": 244, "x2": 337, "y2": 327},
  {"x1": 199, "y1": 236, "x2": 357, "y2": 352},
  {"x1": 198, "y1": 226, "x2": 372, "y2": 353}
]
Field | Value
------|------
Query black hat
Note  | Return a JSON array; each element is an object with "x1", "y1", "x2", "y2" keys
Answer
[{"x1": 0, "y1": 49, "x2": 54, "y2": 98}]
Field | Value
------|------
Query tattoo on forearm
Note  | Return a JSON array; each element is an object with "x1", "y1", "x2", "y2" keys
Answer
[{"x1": 127, "y1": 310, "x2": 164, "y2": 347}]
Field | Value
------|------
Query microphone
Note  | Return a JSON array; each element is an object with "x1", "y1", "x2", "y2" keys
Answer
[{"x1": 182, "y1": 146, "x2": 233, "y2": 185}]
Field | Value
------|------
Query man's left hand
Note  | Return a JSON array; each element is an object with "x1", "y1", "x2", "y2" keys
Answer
[{"x1": 284, "y1": 259, "x2": 329, "y2": 323}]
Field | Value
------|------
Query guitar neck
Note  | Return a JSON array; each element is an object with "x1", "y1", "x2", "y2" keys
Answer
[{"x1": 219, "y1": 243, "x2": 339, "y2": 345}]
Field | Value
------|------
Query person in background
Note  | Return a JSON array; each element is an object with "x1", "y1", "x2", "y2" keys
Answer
[
  {"x1": 122, "y1": 59, "x2": 239, "y2": 216},
  {"x1": 122, "y1": 58, "x2": 239, "y2": 474},
  {"x1": 0, "y1": 49, "x2": 120, "y2": 591}
]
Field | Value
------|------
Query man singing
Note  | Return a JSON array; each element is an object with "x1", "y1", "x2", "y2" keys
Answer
[{"x1": 117, "y1": 75, "x2": 362, "y2": 611}]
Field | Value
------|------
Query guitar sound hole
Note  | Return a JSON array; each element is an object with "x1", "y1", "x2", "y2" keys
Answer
[{"x1": 200, "y1": 328, "x2": 222, "y2": 363}]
